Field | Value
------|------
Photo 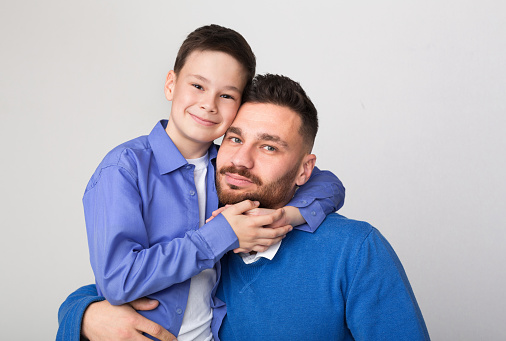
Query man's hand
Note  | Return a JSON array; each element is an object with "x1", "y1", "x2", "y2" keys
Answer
[
  {"x1": 220, "y1": 200, "x2": 293, "y2": 253},
  {"x1": 82, "y1": 298, "x2": 177, "y2": 341}
]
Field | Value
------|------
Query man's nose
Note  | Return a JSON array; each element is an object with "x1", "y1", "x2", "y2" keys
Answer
[{"x1": 230, "y1": 145, "x2": 254, "y2": 169}]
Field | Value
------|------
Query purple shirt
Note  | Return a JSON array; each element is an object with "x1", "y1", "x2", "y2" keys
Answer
[{"x1": 83, "y1": 120, "x2": 344, "y2": 338}]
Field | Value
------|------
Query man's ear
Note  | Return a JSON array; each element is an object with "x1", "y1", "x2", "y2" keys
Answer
[
  {"x1": 164, "y1": 70, "x2": 176, "y2": 101},
  {"x1": 295, "y1": 154, "x2": 316, "y2": 186}
]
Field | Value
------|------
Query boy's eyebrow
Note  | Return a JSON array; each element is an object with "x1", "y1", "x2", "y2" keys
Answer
[{"x1": 189, "y1": 74, "x2": 242, "y2": 93}]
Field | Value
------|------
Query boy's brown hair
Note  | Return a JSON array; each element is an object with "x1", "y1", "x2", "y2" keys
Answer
[{"x1": 174, "y1": 24, "x2": 256, "y2": 92}]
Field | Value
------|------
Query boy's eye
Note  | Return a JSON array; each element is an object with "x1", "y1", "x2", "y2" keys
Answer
[
  {"x1": 192, "y1": 84, "x2": 203, "y2": 90},
  {"x1": 221, "y1": 94, "x2": 235, "y2": 100}
]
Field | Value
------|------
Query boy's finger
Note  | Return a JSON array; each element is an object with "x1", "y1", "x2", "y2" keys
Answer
[
  {"x1": 227, "y1": 200, "x2": 260, "y2": 214},
  {"x1": 250, "y1": 208, "x2": 285, "y2": 226},
  {"x1": 256, "y1": 224, "x2": 292, "y2": 240}
]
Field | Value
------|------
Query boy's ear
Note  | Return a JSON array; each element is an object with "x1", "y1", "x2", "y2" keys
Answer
[
  {"x1": 164, "y1": 70, "x2": 176, "y2": 101},
  {"x1": 295, "y1": 154, "x2": 317, "y2": 186}
]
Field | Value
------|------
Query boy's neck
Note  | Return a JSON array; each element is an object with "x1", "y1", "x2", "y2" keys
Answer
[{"x1": 165, "y1": 125, "x2": 212, "y2": 159}]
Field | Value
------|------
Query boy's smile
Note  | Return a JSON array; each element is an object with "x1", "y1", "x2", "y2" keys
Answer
[{"x1": 164, "y1": 50, "x2": 248, "y2": 159}]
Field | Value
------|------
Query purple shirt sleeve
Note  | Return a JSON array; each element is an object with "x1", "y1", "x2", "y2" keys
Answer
[{"x1": 287, "y1": 166, "x2": 345, "y2": 232}]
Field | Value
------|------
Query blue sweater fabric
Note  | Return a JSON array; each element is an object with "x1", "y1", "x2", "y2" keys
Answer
[
  {"x1": 57, "y1": 214, "x2": 429, "y2": 341},
  {"x1": 217, "y1": 213, "x2": 430, "y2": 340},
  {"x1": 57, "y1": 284, "x2": 104, "y2": 341}
]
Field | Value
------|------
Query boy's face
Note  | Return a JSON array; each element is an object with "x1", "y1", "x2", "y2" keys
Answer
[{"x1": 164, "y1": 50, "x2": 248, "y2": 158}]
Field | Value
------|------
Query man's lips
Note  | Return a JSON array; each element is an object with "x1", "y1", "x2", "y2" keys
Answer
[
  {"x1": 189, "y1": 113, "x2": 217, "y2": 127},
  {"x1": 224, "y1": 172, "x2": 256, "y2": 187}
]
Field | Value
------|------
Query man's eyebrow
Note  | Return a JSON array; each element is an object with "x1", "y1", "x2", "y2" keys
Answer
[
  {"x1": 226, "y1": 126, "x2": 242, "y2": 136},
  {"x1": 258, "y1": 133, "x2": 288, "y2": 148},
  {"x1": 189, "y1": 74, "x2": 241, "y2": 93}
]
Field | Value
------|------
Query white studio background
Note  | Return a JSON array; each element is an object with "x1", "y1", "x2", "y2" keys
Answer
[{"x1": 1, "y1": 1, "x2": 505, "y2": 340}]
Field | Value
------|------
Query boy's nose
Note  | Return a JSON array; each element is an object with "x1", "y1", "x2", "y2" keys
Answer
[{"x1": 200, "y1": 94, "x2": 217, "y2": 113}]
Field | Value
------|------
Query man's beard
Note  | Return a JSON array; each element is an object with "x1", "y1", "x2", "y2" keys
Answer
[{"x1": 216, "y1": 163, "x2": 301, "y2": 209}]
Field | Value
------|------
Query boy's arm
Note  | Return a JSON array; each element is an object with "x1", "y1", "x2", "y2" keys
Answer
[
  {"x1": 57, "y1": 285, "x2": 176, "y2": 341},
  {"x1": 85, "y1": 165, "x2": 237, "y2": 305},
  {"x1": 286, "y1": 166, "x2": 345, "y2": 232},
  {"x1": 86, "y1": 165, "x2": 289, "y2": 305}
]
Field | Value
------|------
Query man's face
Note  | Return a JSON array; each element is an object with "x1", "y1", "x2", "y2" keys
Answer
[{"x1": 216, "y1": 102, "x2": 315, "y2": 209}]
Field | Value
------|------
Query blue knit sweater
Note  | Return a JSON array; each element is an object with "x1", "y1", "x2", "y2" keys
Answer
[
  {"x1": 216, "y1": 213, "x2": 430, "y2": 340},
  {"x1": 57, "y1": 214, "x2": 429, "y2": 340}
]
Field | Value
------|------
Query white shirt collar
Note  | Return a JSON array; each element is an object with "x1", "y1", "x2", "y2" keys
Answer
[{"x1": 239, "y1": 240, "x2": 282, "y2": 264}]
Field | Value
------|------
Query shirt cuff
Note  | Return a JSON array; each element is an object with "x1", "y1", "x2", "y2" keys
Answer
[
  {"x1": 198, "y1": 214, "x2": 239, "y2": 261},
  {"x1": 297, "y1": 200, "x2": 326, "y2": 233}
]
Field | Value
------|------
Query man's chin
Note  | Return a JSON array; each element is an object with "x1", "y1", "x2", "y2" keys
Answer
[{"x1": 218, "y1": 190, "x2": 258, "y2": 206}]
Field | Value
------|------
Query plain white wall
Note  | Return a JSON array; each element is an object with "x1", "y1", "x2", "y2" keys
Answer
[{"x1": 1, "y1": 1, "x2": 505, "y2": 339}]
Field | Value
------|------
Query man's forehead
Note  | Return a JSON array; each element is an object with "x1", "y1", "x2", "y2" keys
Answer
[{"x1": 233, "y1": 102, "x2": 298, "y2": 126}]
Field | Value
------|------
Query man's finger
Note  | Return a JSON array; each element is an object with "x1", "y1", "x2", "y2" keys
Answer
[
  {"x1": 129, "y1": 297, "x2": 159, "y2": 311},
  {"x1": 135, "y1": 315, "x2": 177, "y2": 341}
]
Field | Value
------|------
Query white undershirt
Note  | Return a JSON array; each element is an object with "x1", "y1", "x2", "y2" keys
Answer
[
  {"x1": 178, "y1": 153, "x2": 215, "y2": 341},
  {"x1": 239, "y1": 241, "x2": 282, "y2": 264}
]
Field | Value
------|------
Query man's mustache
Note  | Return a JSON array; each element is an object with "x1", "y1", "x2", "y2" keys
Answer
[{"x1": 218, "y1": 165, "x2": 263, "y2": 186}]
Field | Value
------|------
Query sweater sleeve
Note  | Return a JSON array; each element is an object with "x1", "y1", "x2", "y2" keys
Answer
[
  {"x1": 287, "y1": 166, "x2": 345, "y2": 232},
  {"x1": 57, "y1": 284, "x2": 104, "y2": 341},
  {"x1": 345, "y1": 229, "x2": 430, "y2": 340}
]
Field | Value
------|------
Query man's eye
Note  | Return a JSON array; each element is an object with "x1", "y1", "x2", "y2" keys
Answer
[
  {"x1": 263, "y1": 145, "x2": 276, "y2": 152},
  {"x1": 231, "y1": 137, "x2": 242, "y2": 144},
  {"x1": 192, "y1": 84, "x2": 203, "y2": 90}
]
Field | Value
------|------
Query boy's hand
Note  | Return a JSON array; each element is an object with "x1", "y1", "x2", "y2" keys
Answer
[
  {"x1": 206, "y1": 205, "x2": 232, "y2": 223},
  {"x1": 243, "y1": 206, "x2": 305, "y2": 228},
  {"x1": 82, "y1": 298, "x2": 177, "y2": 341},
  {"x1": 221, "y1": 200, "x2": 293, "y2": 253}
]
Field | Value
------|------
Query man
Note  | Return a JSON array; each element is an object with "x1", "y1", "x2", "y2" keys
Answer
[{"x1": 58, "y1": 74, "x2": 430, "y2": 340}]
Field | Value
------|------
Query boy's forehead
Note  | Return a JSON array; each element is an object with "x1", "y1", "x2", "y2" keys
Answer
[{"x1": 179, "y1": 50, "x2": 248, "y2": 89}]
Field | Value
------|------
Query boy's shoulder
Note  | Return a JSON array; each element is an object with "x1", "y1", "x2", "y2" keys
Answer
[
  {"x1": 85, "y1": 135, "x2": 153, "y2": 190},
  {"x1": 99, "y1": 134, "x2": 151, "y2": 169}
]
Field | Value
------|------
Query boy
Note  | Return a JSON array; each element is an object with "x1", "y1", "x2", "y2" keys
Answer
[{"x1": 81, "y1": 25, "x2": 344, "y2": 340}]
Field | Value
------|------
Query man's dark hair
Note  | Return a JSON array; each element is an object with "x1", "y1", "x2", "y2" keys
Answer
[
  {"x1": 174, "y1": 24, "x2": 256, "y2": 90},
  {"x1": 243, "y1": 74, "x2": 318, "y2": 151}
]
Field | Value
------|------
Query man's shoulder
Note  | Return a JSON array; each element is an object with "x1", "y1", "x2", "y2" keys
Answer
[
  {"x1": 292, "y1": 213, "x2": 377, "y2": 249},
  {"x1": 319, "y1": 213, "x2": 375, "y2": 237}
]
